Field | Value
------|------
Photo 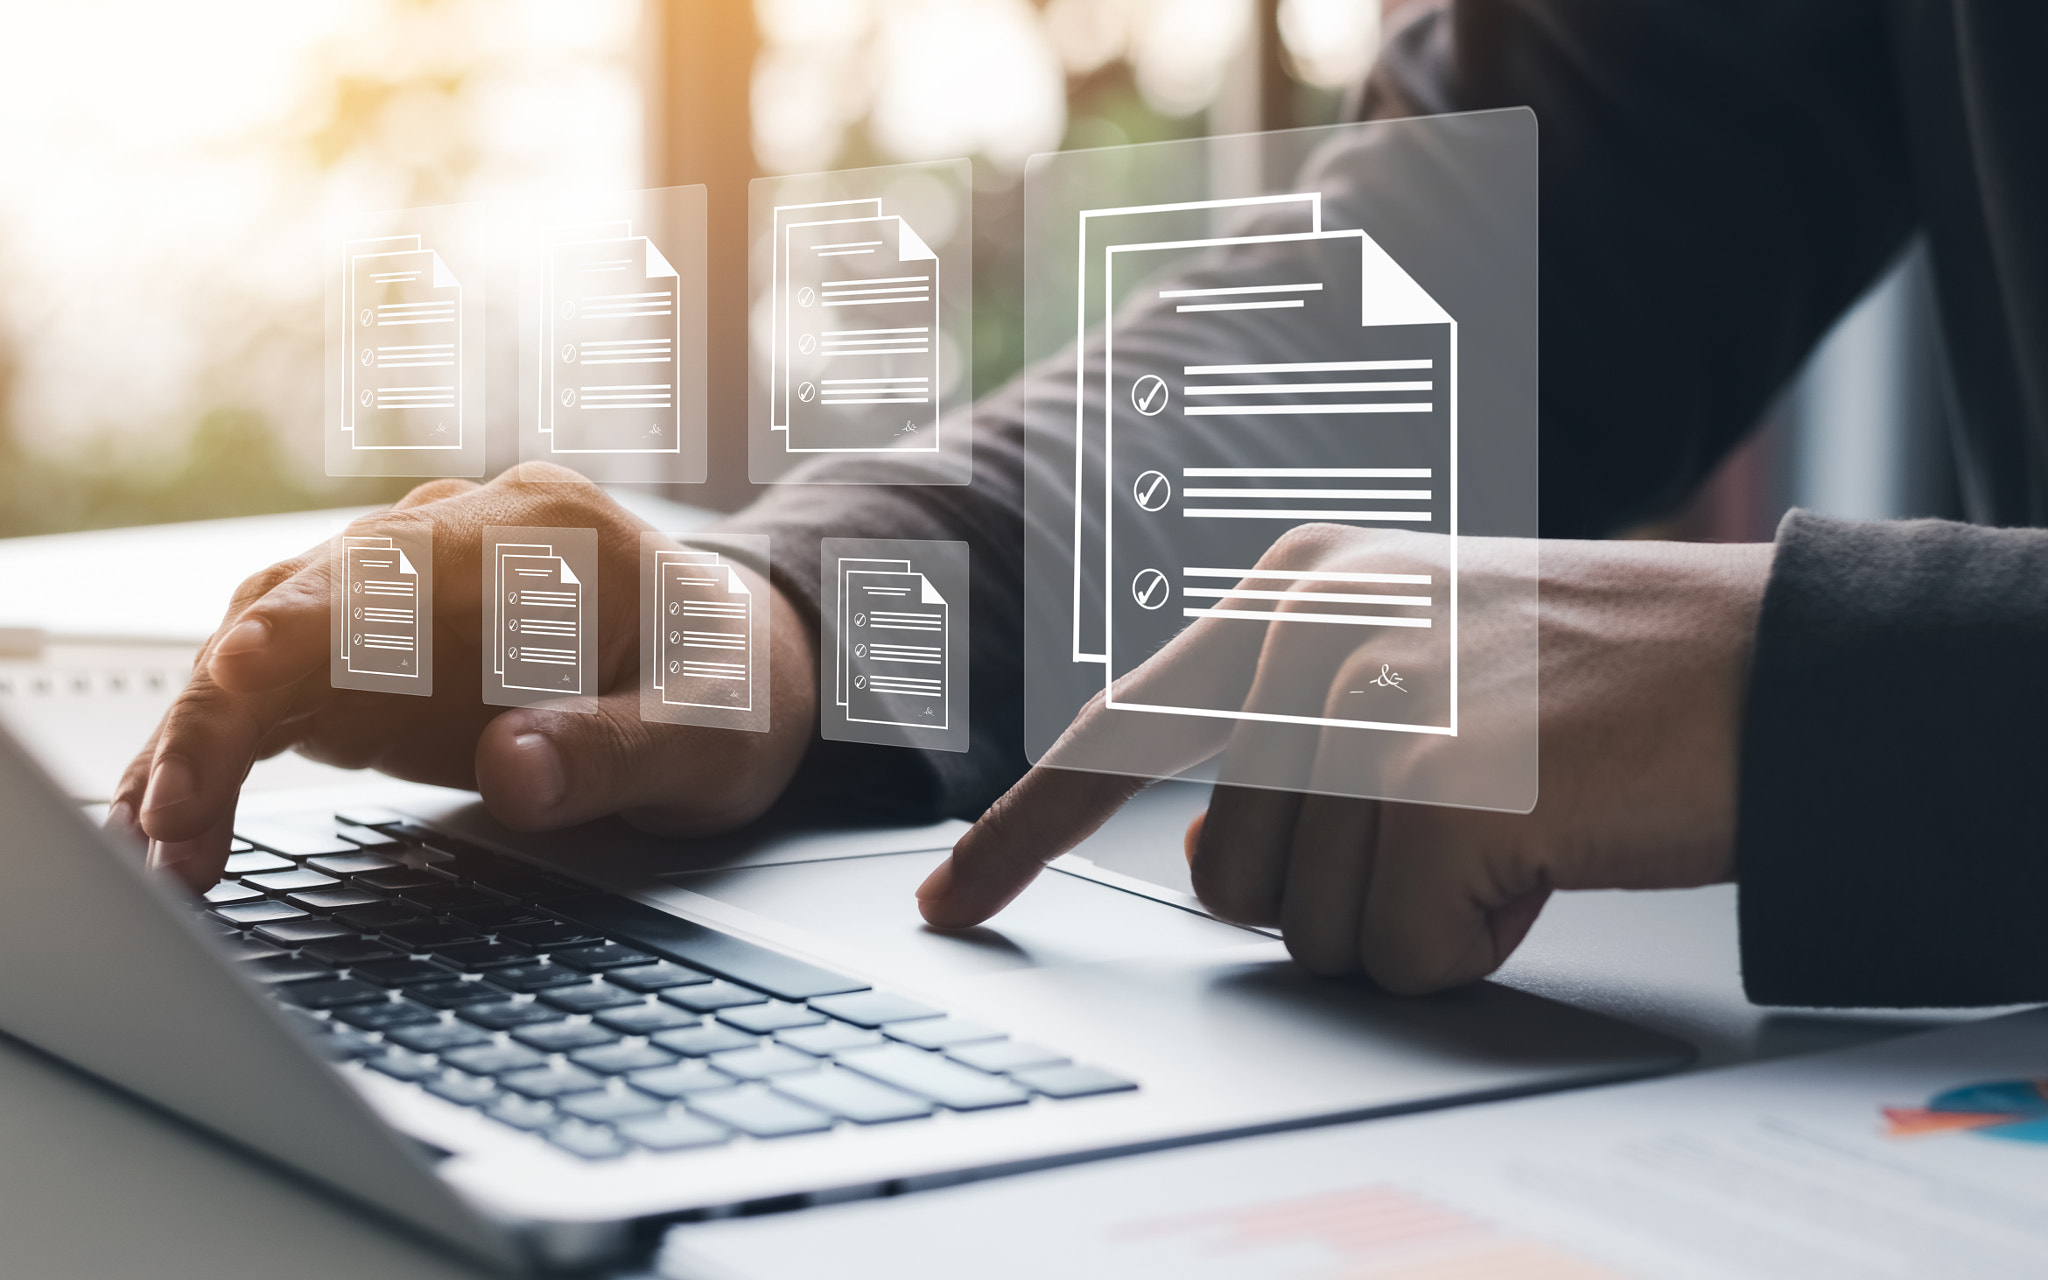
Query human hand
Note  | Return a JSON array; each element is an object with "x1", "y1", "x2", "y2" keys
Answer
[
  {"x1": 919, "y1": 528, "x2": 1772, "y2": 994},
  {"x1": 108, "y1": 464, "x2": 816, "y2": 893}
]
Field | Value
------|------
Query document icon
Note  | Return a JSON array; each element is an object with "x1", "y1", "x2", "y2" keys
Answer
[
  {"x1": 544, "y1": 222, "x2": 680, "y2": 454},
  {"x1": 1103, "y1": 217, "x2": 1457, "y2": 734},
  {"x1": 821, "y1": 537, "x2": 969, "y2": 752},
  {"x1": 329, "y1": 525, "x2": 433, "y2": 697},
  {"x1": 483, "y1": 526, "x2": 598, "y2": 710},
  {"x1": 749, "y1": 160, "x2": 972, "y2": 484},
  {"x1": 640, "y1": 532, "x2": 770, "y2": 732},
  {"x1": 344, "y1": 235, "x2": 462, "y2": 451}
]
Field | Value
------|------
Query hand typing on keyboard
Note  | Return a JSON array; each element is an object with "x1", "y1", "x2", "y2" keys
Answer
[{"x1": 104, "y1": 464, "x2": 816, "y2": 893}]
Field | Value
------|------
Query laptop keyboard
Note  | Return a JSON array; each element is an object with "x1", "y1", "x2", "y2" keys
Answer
[{"x1": 192, "y1": 810, "x2": 1137, "y2": 1161}]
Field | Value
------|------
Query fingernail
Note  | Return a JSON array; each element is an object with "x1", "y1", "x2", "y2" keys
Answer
[
  {"x1": 213, "y1": 616, "x2": 270, "y2": 659},
  {"x1": 510, "y1": 731, "x2": 567, "y2": 813},
  {"x1": 142, "y1": 755, "x2": 198, "y2": 818},
  {"x1": 147, "y1": 840, "x2": 193, "y2": 873},
  {"x1": 104, "y1": 800, "x2": 138, "y2": 836}
]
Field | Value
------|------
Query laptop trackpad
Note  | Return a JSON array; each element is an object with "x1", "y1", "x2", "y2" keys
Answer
[{"x1": 662, "y1": 849, "x2": 1262, "y2": 978}]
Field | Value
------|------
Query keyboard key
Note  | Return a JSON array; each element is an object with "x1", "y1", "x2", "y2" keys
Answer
[
  {"x1": 310, "y1": 1024, "x2": 381, "y2": 1061},
  {"x1": 539, "y1": 982, "x2": 644, "y2": 1015},
  {"x1": 511, "y1": 1022, "x2": 618, "y2": 1054},
  {"x1": 228, "y1": 837, "x2": 255, "y2": 854},
  {"x1": 707, "y1": 1044, "x2": 819, "y2": 1081},
  {"x1": 550, "y1": 943, "x2": 658, "y2": 973},
  {"x1": 367, "y1": 1048, "x2": 443, "y2": 1082},
  {"x1": 240, "y1": 954, "x2": 333, "y2": 984},
  {"x1": 449, "y1": 904, "x2": 559, "y2": 933},
  {"x1": 223, "y1": 851, "x2": 294, "y2": 876},
  {"x1": 651, "y1": 1024, "x2": 756, "y2": 1058},
  {"x1": 334, "y1": 805, "x2": 408, "y2": 830},
  {"x1": 405, "y1": 979, "x2": 502, "y2": 1009},
  {"x1": 1010, "y1": 1064, "x2": 1138, "y2": 1099},
  {"x1": 688, "y1": 1088, "x2": 833, "y2": 1138},
  {"x1": 330, "y1": 999, "x2": 440, "y2": 1032},
  {"x1": 303, "y1": 937, "x2": 399, "y2": 966},
  {"x1": 384, "y1": 1021, "x2": 492, "y2": 1053},
  {"x1": 443, "y1": 1043, "x2": 549, "y2": 1077},
  {"x1": 554, "y1": 896, "x2": 869, "y2": 1002},
  {"x1": 487, "y1": 962, "x2": 590, "y2": 994},
  {"x1": 945, "y1": 1041, "x2": 1068, "y2": 1074},
  {"x1": 215, "y1": 936, "x2": 285, "y2": 963},
  {"x1": 252, "y1": 918, "x2": 354, "y2": 947},
  {"x1": 547, "y1": 1121, "x2": 628, "y2": 1160},
  {"x1": 484, "y1": 1095, "x2": 555, "y2": 1132},
  {"x1": 661, "y1": 981, "x2": 769, "y2": 1014},
  {"x1": 481, "y1": 870, "x2": 592, "y2": 904},
  {"x1": 245, "y1": 869, "x2": 342, "y2": 894},
  {"x1": 203, "y1": 880, "x2": 265, "y2": 906},
  {"x1": 353, "y1": 959, "x2": 453, "y2": 988},
  {"x1": 884, "y1": 1017, "x2": 1005, "y2": 1051},
  {"x1": 432, "y1": 941, "x2": 531, "y2": 971},
  {"x1": 595, "y1": 1003, "x2": 698, "y2": 1036},
  {"x1": 606, "y1": 961, "x2": 712, "y2": 992},
  {"x1": 775, "y1": 1069, "x2": 933, "y2": 1124},
  {"x1": 500, "y1": 1064, "x2": 605, "y2": 1100},
  {"x1": 616, "y1": 1112, "x2": 728, "y2": 1152},
  {"x1": 305, "y1": 852, "x2": 402, "y2": 877},
  {"x1": 497, "y1": 922, "x2": 603, "y2": 951},
  {"x1": 556, "y1": 1089, "x2": 664, "y2": 1123},
  {"x1": 335, "y1": 825, "x2": 403, "y2": 853},
  {"x1": 775, "y1": 1023, "x2": 883, "y2": 1056},
  {"x1": 399, "y1": 884, "x2": 510, "y2": 914},
  {"x1": 381, "y1": 922, "x2": 487, "y2": 952},
  {"x1": 809, "y1": 991, "x2": 941, "y2": 1028},
  {"x1": 236, "y1": 820, "x2": 358, "y2": 858},
  {"x1": 570, "y1": 1042, "x2": 677, "y2": 1075},
  {"x1": 458, "y1": 999, "x2": 567, "y2": 1031},
  {"x1": 836, "y1": 1045, "x2": 1029, "y2": 1111},
  {"x1": 285, "y1": 887, "x2": 389, "y2": 914},
  {"x1": 213, "y1": 901, "x2": 309, "y2": 927},
  {"x1": 718, "y1": 1002, "x2": 826, "y2": 1035},
  {"x1": 276, "y1": 978, "x2": 387, "y2": 1010},
  {"x1": 624, "y1": 1061, "x2": 733, "y2": 1099},
  {"x1": 336, "y1": 903, "x2": 431, "y2": 932},
  {"x1": 425, "y1": 1073, "x2": 497, "y2": 1108},
  {"x1": 357, "y1": 868, "x2": 447, "y2": 893}
]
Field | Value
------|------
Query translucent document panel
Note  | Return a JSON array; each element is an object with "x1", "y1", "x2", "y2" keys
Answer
[
  {"x1": 329, "y1": 523, "x2": 432, "y2": 697},
  {"x1": 820, "y1": 538, "x2": 969, "y2": 753},
  {"x1": 749, "y1": 160, "x2": 972, "y2": 485},
  {"x1": 325, "y1": 202, "x2": 487, "y2": 478},
  {"x1": 516, "y1": 186, "x2": 709, "y2": 484},
  {"x1": 640, "y1": 531, "x2": 771, "y2": 733},
  {"x1": 1021, "y1": 109, "x2": 1538, "y2": 811},
  {"x1": 481, "y1": 526, "x2": 598, "y2": 712}
]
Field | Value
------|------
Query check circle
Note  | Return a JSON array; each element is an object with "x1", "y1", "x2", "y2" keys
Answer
[
  {"x1": 1131, "y1": 374, "x2": 1169, "y2": 417},
  {"x1": 1132, "y1": 470, "x2": 1172, "y2": 511},
  {"x1": 1131, "y1": 568, "x2": 1170, "y2": 610}
]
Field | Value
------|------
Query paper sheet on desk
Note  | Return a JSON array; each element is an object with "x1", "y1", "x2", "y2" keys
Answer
[{"x1": 663, "y1": 1009, "x2": 2048, "y2": 1280}]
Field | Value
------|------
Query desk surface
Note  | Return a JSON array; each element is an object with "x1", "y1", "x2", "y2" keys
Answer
[{"x1": 0, "y1": 513, "x2": 2001, "y2": 1279}]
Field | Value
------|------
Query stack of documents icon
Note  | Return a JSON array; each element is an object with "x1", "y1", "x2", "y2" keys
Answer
[
  {"x1": 343, "y1": 235, "x2": 463, "y2": 452},
  {"x1": 493, "y1": 543, "x2": 584, "y2": 696},
  {"x1": 652, "y1": 551, "x2": 752, "y2": 712},
  {"x1": 836, "y1": 557, "x2": 949, "y2": 730},
  {"x1": 771, "y1": 200, "x2": 943, "y2": 454},
  {"x1": 543, "y1": 221, "x2": 682, "y2": 456},
  {"x1": 341, "y1": 536, "x2": 421, "y2": 678}
]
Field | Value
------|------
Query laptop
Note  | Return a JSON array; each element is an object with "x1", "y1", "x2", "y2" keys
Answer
[{"x1": 0, "y1": 720, "x2": 1690, "y2": 1272}]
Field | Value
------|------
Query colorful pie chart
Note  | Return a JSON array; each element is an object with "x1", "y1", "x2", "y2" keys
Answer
[{"x1": 1884, "y1": 1079, "x2": 2048, "y2": 1144}]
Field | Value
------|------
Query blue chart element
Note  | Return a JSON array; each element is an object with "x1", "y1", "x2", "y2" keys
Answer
[{"x1": 1928, "y1": 1080, "x2": 2048, "y2": 1144}]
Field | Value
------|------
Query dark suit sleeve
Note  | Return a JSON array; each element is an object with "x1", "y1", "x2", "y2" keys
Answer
[
  {"x1": 1366, "y1": 0, "x2": 1915, "y2": 536},
  {"x1": 1737, "y1": 512, "x2": 2048, "y2": 1007}
]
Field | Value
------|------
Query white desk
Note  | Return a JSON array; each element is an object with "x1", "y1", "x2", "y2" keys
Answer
[{"x1": 0, "y1": 512, "x2": 2000, "y2": 1278}]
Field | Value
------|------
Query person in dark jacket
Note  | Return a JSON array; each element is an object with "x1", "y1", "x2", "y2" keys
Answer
[{"x1": 114, "y1": 1, "x2": 2048, "y2": 1009}]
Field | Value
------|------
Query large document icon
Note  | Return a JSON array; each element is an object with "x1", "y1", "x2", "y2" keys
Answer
[
  {"x1": 544, "y1": 223, "x2": 681, "y2": 454},
  {"x1": 1104, "y1": 221, "x2": 1457, "y2": 734},
  {"x1": 344, "y1": 235, "x2": 462, "y2": 451},
  {"x1": 779, "y1": 214, "x2": 941, "y2": 453},
  {"x1": 654, "y1": 552, "x2": 751, "y2": 711},
  {"x1": 342, "y1": 536, "x2": 420, "y2": 677}
]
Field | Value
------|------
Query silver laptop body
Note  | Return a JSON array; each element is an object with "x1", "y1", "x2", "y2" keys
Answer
[{"x1": 0, "y1": 723, "x2": 1689, "y2": 1272}]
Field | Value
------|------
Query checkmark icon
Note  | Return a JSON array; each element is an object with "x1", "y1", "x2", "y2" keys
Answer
[{"x1": 1131, "y1": 374, "x2": 1168, "y2": 416}]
